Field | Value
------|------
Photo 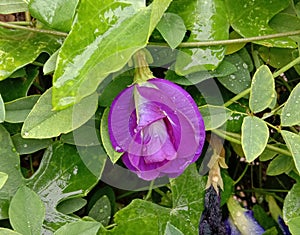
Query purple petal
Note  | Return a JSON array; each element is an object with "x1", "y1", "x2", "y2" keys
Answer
[
  {"x1": 108, "y1": 78, "x2": 206, "y2": 180},
  {"x1": 108, "y1": 85, "x2": 135, "y2": 152}
]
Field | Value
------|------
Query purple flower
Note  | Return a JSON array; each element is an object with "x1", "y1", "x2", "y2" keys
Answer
[{"x1": 108, "y1": 78, "x2": 205, "y2": 180}]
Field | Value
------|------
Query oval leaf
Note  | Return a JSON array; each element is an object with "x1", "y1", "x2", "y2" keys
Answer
[
  {"x1": 54, "y1": 221, "x2": 101, "y2": 235},
  {"x1": 88, "y1": 195, "x2": 111, "y2": 226},
  {"x1": 281, "y1": 130, "x2": 300, "y2": 174},
  {"x1": 4, "y1": 95, "x2": 40, "y2": 123},
  {"x1": 21, "y1": 88, "x2": 98, "y2": 138},
  {"x1": 199, "y1": 105, "x2": 232, "y2": 130},
  {"x1": 9, "y1": 186, "x2": 45, "y2": 235},
  {"x1": 281, "y1": 83, "x2": 300, "y2": 126},
  {"x1": 217, "y1": 52, "x2": 251, "y2": 94},
  {"x1": 249, "y1": 65, "x2": 275, "y2": 113},
  {"x1": 266, "y1": 154, "x2": 294, "y2": 176},
  {"x1": 57, "y1": 198, "x2": 87, "y2": 215},
  {"x1": 156, "y1": 13, "x2": 186, "y2": 49},
  {"x1": 11, "y1": 133, "x2": 52, "y2": 155},
  {"x1": 241, "y1": 116, "x2": 269, "y2": 162}
]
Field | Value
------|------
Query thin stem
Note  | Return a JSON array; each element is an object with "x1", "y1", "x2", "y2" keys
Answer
[
  {"x1": 7, "y1": 21, "x2": 33, "y2": 26},
  {"x1": 212, "y1": 129, "x2": 292, "y2": 157},
  {"x1": 224, "y1": 88, "x2": 251, "y2": 107},
  {"x1": 233, "y1": 164, "x2": 249, "y2": 185},
  {"x1": 265, "y1": 122, "x2": 281, "y2": 132},
  {"x1": 273, "y1": 56, "x2": 300, "y2": 78},
  {"x1": 105, "y1": 223, "x2": 117, "y2": 229},
  {"x1": 261, "y1": 103, "x2": 285, "y2": 120},
  {"x1": 25, "y1": 11, "x2": 31, "y2": 22},
  {"x1": 0, "y1": 21, "x2": 68, "y2": 37},
  {"x1": 150, "y1": 30, "x2": 300, "y2": 48},
  {"x1": 144, "y1": 180, "x2": 154, "y2": 201}
]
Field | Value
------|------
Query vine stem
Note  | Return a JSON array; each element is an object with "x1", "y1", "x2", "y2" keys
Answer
[
  {"x1": 144, "y1": 180, "x2": 154, "y2": 201},
  {"x1": 233, "y1": 164, "x2": 249, "y2": 185},
  {"x1": 1, "y1": 21, "x2": 300, "y2": 46},
  {"x1": 212, "y1": 129, "x2": 292, "y2": 157},
  {"x1": 0, "y1": 21, "x2": 68, "y2": 37},
  {"x1": 151, "y1": 30, "x2": 300, "y2": 47}
]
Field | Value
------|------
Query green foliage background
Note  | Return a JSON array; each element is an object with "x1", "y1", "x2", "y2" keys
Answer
[{"x1": 0, "y1": 0, "x2": 300, "y2": 234}]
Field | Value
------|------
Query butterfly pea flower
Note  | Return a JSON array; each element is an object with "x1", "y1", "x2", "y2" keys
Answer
[
  {"x1": 108, "y1": 78, "x2": 205, "y2": 180},
  {"x1": 226, "y1": 197, "x2": 265, "y2": 235}
]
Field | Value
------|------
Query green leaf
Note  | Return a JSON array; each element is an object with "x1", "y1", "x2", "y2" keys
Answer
[
  {"x1": 0, "y1": 172, "x2": 8, "y2": 190},
  {"x1": 54, "y1": 220, "x2": 101, "y2": 235},
  {"x1": 283, "y1": 183, "x2": 300, "y2": 233},
  {"x1": 217, "y1": 52, "x2": 251, "y2": 94},
  {"x1": 156, "y1": 13, "x2": 186, "y2": 49},
  {"x1": 29, "y1": 0, "x2": 79, "y2": 32},
  {"x1": 166, "y1": 60, "x2": 237, "y2": 86},
  {"x1": 225, "y1": 0, "x2": 296, "y2": 48},
  {"x1": 100, "y1": 108, "x2": 123, "y2": 164},
  {"x1": 9, "y1": 186, "x2": 45, "y2": 235},
  {"x1": 164, "y1": 222, "x2": 184, "y2": 235},
  {"x1": 169, "y1": 0, "x2": 229, "y2": 75},
  {"x1": 241, "y1": 116, "x2": 269, "y2": 162},
  {"x1": 11, "y1": 133, "x2": 52, "y2": 155},
  {"x1": 21, "y1": 88, "x2": 98, "y2": 138},
  {"x1": 199, "y1": 105, "x2": 232, "y2": 130},
  {"x1": 281, "y1": 130, "x2": 300, "y2": 174},
  {"x1": 26, "y1": 142, "x2": 106, "y2": 232},
  {"x1": 0, "y1": 0, "x2": 28, "y2": 14},
  {"x1": 101, "y1": 164, "x2": 206, "y2": 234},
  {"x1": 0, "y1": 94, "x2": 4, "y2": 123},
  {"x1": 0, "y1": 27, "x2": 62, "y2": 81},
  {"x1": 88, "y1": 195, "x2": 111, "y2": 226},
  {"x1": 266, "y1": 154, "x2": 294, "y2": 176},
  {"x1": 0, "y1": 66, "x2": 38, "y2": 102},
  {"x1": 249, "y1": 65, "x2": 275, "y2": 113},
  {"x1": 4, "y1": 95, "x2": 40, "y2": 123},
  {"x1": 52, "y1": 0, "x2": 172, "y2": 110},
  {"x1": 0, "y1": 125, "x2": 24, "y2": 219},
  {"x1": 281, "y1": 83, "x2": 300, "y2": 126},
  {"x1": 0, "y1": 228, "x2": 22, "y2": 235},
  {"x1": 57, "y1": 198, "x2": 87, "y2": 215}
]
